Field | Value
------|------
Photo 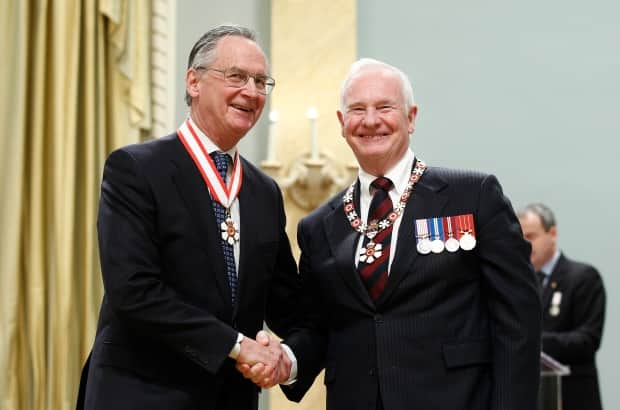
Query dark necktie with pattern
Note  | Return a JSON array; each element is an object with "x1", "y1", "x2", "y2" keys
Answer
[
  {"x1": 358, "y1": 177, "x2": 394, "y2": 301},
  {"x1": 210, "y1": 152, "x2": 238, "y2": 305}
]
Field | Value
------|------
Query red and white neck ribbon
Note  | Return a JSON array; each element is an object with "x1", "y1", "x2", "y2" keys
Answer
[{"x1": 177, "y1": 119, "x2": 243, "y2": 209}]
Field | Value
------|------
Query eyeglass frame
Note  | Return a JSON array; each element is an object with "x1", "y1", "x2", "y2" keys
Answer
[{"x1": 195, "y1": 66, "x2": 276, "y2": 95}]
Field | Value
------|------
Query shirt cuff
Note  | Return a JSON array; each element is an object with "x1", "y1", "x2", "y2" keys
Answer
[
  {"x1": 228, "y1": 332, "x2": 244, "y2": 360},
  {"x1": 280, "y1": 343, "x2": 298, "y2": 385}
]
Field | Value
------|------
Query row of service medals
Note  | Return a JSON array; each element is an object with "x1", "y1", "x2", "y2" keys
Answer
[{"x1": 415, "y1": 214, "x2": 476, "y2": 254}]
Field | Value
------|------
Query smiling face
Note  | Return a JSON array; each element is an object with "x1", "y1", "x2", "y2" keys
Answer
[
  {"x1": 186, "y1": 35, "x2": 267, "y2": 150},
  {"x1": 337, "y1": 67, "x2": 417, "y2": 176}
]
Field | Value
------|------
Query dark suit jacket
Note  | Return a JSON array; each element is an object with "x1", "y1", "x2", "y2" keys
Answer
[
  {"x1": 542, "y1": 253, "x2": 606, "y2": 410},
  {"x1": 284, "y1": 166, "x2": 542, "y2": 410},
  {"x1": 77, "y1": 134, "x2": 300, "y2": 410}
]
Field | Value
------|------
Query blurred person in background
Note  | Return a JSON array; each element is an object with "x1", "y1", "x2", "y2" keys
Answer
[{"x1": 519, "y1": 202, "x2": 606, "y2": 410}]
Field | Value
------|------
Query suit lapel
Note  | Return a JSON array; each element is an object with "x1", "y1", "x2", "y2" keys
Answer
[
  {"x1": 542, "y1": 277, "x2": 555, "y2": 310},
  {"x1": 542, "y1": 253, "x2": 566, "y2": 311},
  {"x1": 376, "y1": 171, "x2": 449, "y2": 307},
  {"x1": 323, "y1": 190, "x2": 375, "y2": 310},
  {"x1": 235, "y1": 159, "x2": 261, "y2": 317},
  {"x1": 169, "y1": 136, "x2": 233, "y2": 306}
]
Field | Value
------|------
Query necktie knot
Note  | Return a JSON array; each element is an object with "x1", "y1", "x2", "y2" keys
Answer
[
  {"x1": 371, "y1": 177, "x2": 393, "y2": 193},
  {"x1": 210, "y1": 152, "x2": 230, "y2": 181},
  {"x1": 368, "y1": 177, "x2": 393, "y2": 222},
  {"x1": 536, "y1": 271, "x2": 546, "y2": 286}
]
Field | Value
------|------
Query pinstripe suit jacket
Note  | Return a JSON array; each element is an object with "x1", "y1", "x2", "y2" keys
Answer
[
  {"x1": 284, "y1": 165, "x2": 542, "y2": 410},
  {"x1": 77, "y1": 134, "x2": 300, "y2": 410}
]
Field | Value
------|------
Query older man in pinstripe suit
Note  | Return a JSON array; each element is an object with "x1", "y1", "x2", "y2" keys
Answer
[{"x1": 244, "y1": 58, "x2": 542, "y2": 410}]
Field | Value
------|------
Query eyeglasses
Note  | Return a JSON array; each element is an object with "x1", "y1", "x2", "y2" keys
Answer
[{"x1": 196, "y1": 66, "x2": 276, "y2": 95}]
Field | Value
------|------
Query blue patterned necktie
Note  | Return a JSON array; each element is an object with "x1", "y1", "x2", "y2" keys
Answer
[
  {"x1": 210, "y1": 152, "x2": 238, "y2": 305},
  {"x1": 358, "y1": 177, "x2": 394, "y2": 301}
]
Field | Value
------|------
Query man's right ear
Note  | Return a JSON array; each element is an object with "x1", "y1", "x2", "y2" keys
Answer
[
  {"x1": 337, "y1": 110, "x2": 345, "y2": 136},
  {"x1": 186, "y1": 69, "x2": 201, "y2": 99}
]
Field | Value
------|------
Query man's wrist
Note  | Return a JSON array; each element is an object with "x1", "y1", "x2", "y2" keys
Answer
[
  {"x1": 228, "y1": 332, "x2": 244, "y2": 360},
  {"x1": 280, "y1": 343, "x2": 298, "y2": 385}
]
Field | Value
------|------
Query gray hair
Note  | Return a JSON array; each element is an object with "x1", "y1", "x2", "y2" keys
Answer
[
  {"x1": 518, "y1": 203, "x2": 557, "y2": 231},
  {"x1": 184, "y1": 24, "x2": 259, "y2": 106},
  {"x1": 339, "y1": 58, "x2": 415, "y2": 112}
]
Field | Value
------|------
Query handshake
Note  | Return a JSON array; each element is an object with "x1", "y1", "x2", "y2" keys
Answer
[{"x1": 235, "y1": 330, "x2": 293, "y2": 388}]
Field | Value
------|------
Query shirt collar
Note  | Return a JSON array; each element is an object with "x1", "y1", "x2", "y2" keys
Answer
[
  {"x1": 188, "y1": 116, "x2": 237, "y2": 158},
  {"x1": 358, "y1": 149, "x2": 415, "y2": 199},
  {"x1": 540, "y1": 249, "x2": 561, "y2": 275}
]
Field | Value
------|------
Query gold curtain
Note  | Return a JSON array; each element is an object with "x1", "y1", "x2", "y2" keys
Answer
[{"x1": 0, "y1": 1, "x2": 152, "y2": 409}]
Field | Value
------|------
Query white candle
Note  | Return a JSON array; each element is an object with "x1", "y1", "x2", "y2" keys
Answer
[
  {"x1": 266, "y1": 110, "x2": 279, "y2": 162},
  {"x1": 306, "y1": 107, "x2": 319, "y2": 160}
]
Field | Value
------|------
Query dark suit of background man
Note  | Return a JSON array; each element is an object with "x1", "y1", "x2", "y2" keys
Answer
[
  {"x1": 519, "y1": 203, "x2": 606, "y2": 410},
  {"x1": 248, "y1": 58, "x2": 542, "y2": 409},
  {"x1": 76, "y1": 24, "x2": 300, "y2": 410}
]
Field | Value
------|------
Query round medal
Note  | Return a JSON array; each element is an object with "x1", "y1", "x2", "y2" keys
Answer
[
  {"x1": 359, "y1": 241, "x2": 382, "y2": 264},
  {"x1": 416, "y1": 238, "x2": 432, "y2": 255},
  {"x1": 445, "y1": 237, "x2": 460, "y2": 252},
  {"x1": 221, "y1": 218, "x2": 240, "y2": 245},
  {"x1": 459, "y1": 233, "x2": 476, "y2": 251},
  {"x1": 430, "y1": 239, "x2": 445, "y2": 254}
]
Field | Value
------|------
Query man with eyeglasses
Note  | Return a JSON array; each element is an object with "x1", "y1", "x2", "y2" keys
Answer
[{"x1": 76, "y1": 24, "x2": 300, "y2": 410}]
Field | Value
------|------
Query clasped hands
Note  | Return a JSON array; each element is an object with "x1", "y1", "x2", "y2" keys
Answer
[{"x1": 235, "y1": 330, "x2": 291, "y2": 388}]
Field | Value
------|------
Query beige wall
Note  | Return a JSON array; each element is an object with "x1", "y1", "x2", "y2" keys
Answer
[
  {"x1": 268, "y1": 1, "x2": 356, "y2": 409},
  {"x1": 268, "y1": 0, "x2": 357, "y2": 247}
]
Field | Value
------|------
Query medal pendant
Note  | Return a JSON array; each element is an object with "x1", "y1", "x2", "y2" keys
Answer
[
  {"x1": 366, "y1": 220, "x2": 379, "y2": 239},
  {"x1": 550, "y1": 291, "x2": 562, "y2": 316},
  {"x1": 221, "y1": 217, "x2": 240, "y2": 245},
  {"x1": 445, "y1": 237, "x2": 460, "y2": 252},
  {"x1": 430, "y1": 239, "x2": 445, "y2": 254},
  {"x1": 459, "y1": 232, "x2": 476, "y2": 251},
  {"x1": 359, "y1": 241, "x2": 382, "y2": 264},
  {"x1": 416, "y1": 238, "x2": 432, "y2": 255}
]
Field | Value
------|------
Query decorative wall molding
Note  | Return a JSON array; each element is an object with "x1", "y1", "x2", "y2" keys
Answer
[{"x1": 151, "y1": 0, "x2": 174, "y2": 136}]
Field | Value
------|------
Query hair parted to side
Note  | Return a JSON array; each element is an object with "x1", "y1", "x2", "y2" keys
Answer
[
  {"x1": 184, "y1": 24, "x2": 259, "y2": 106},
  {"x1": 518, "y1": 203, "x2": 557, "y2": 231},
  {"x1": 339, "y1": 58, "x2": 415, "y2": 112}
]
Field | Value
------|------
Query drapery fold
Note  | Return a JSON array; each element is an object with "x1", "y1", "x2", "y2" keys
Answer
[{"x1": 0, "y1": 1, "x2": 152, "y2": 409}]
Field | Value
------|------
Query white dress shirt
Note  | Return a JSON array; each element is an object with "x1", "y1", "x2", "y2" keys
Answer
[
  {"x1": 540, "y1": 249, "x2": 561, "y2": 288},
  {"x1": 355, "y1": 149, "x2": 415, "y2": 274}
]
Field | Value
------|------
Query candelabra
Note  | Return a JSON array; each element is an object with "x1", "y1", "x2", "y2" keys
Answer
[{"x1": 261, "y1": 108, "x2": 358, "y2": 210}]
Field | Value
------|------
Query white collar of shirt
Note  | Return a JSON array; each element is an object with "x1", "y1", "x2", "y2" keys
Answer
[
  {"x1": 188, "y1": 116, "x2": 237, "y2": 160},
  {"x1": 358, "y1": 149, "x2": 415, "y2": 221},
  {"x1": 354, "y1": 149, "x2": 415, "y2": 272},
  {"x1": 540, "y1": 249, "x2": 561, "y2": 276}
]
